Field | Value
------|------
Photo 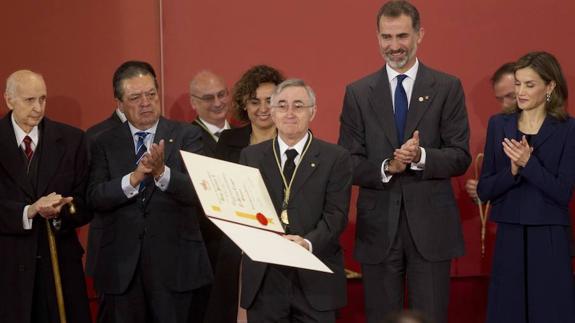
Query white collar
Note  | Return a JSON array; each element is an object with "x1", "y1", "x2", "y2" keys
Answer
[
  {"x1": 277, "y1": 132, "x2": 310, "y2": 157},
  {"x1": 386, "y1": 58, "x2": 419, "y2": 83},
  {"x1": 127, "y1": 120, "x2": 159, "y2": 137},
  {"x1": 198, "y1": 117, "x2": 230, "y2": 135},
  {"x1": 11, "y1": 113, "x2": 39, "y2": 147}
]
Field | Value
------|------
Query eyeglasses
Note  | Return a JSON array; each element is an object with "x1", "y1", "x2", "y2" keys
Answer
[
  {"x1": 191, "y1": 89, "x2": 228, "y2": 104},
  {"x1": 125, "y1": 89, "x2": 158, "y2": 104},
  {"x1": 271, "y1": 100, "x2": 314, "y2": 113}
]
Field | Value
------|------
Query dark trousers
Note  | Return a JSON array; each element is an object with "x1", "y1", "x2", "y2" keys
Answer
[
  {"x1": 97, "y1": 240, "x2": 202, "y2": 323},
  {"x1": 247, "y1": 266, "x2": 336, "y2": 323},
  {"x1": 487, "y1": 223, "x2": 575, "y2": 323},
  {"x1": 203, "y1": 235, "x2": 242, "y2": 323},
  {"x1": 362, "y1": 210, "x2": 451, "y2": 323}
]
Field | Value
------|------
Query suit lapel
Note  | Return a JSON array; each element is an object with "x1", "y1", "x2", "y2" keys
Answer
[
  {"x1": 368, "y1": 68, "x2": 399, "y2": 148},
  {"x1": 0, "y1": 115, "x2": 35, "y2": 198},
  {"x1": 36, "y1": 119, "x2": 65, "y2": 197},
  {"x1": 503, "y1": 113, "x2": 519, "y2": 140},
  {"x1": 531, "y1": 115, "x2": 558, "y2": 149},
  {"x1": 404, "y1": 64, "x2": 436, "y2": 140},
  {"x1": 289, "y1": 139, "x2": 319, "y2": 201},
  {"x1": 154, "y1": 117, "x2": 177, "y2": 162}
]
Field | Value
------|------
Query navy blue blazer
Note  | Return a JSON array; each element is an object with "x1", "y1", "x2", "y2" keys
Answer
[{"x1": 477, "y1": 113, "x2": 575, "y2": 225}]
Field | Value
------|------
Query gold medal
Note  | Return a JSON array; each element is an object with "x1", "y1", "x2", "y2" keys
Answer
[{"x1": 280, "y1": 210, "x2": 289, "y2": 224}]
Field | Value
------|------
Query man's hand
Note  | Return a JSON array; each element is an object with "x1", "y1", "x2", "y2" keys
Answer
[
  {"x1": 387, "y1": 158, "x2": 407, "y2": 174},
  {"x1": 130, "y1": 159, "x2": 153, "y2": 187},
  {"x1": 394, "y1": 130, "x2": 421, "y2": 164},
  {"x1": 465, "y1": 179, "x2": 479, "y2": 200},
  {"x1": 142, "y1": 139, "x2": 165, "y2": 179},
  {"x1": 284, "y1": 235, "x2": 310, "y2": 251},
  {"x1": 28, "y1": 192, "x2": 73, "y2": 219}
]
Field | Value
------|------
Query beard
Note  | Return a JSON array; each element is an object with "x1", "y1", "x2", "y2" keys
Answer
[{"x1": 383, "y1": 48, "x2": 413, "y2": 70}]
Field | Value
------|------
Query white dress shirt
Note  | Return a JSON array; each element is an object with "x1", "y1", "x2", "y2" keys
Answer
[
  {"x1": 381, "y1": 60, "x2": 427, "y2": 183},
  {"x1": 12, "y1": 114, "x2": 38, "y2": 230}
]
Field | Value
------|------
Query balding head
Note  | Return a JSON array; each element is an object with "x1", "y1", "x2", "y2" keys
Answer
[
  {"x1": 5, "y1": 70, "x2": 45, "y2": 98},
  {"x1": 189, "y1": 70, "x2": 229, "y2": 128},
  {"x1": 4, "y1": 70, "x2": 47, "y2": 133}
]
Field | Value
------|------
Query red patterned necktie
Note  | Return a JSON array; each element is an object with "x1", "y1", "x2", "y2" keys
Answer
[{"x1": 23, "y1": 136, "x2": 33, "y2": 161}]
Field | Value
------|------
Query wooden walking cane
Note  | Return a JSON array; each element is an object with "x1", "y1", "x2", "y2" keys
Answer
[
  {"x1": 45, "y1": 202, "x2": 76, "y2": 323},
  {"x1": 474, "y1": 153, "x2": 490, "y2": 257}
]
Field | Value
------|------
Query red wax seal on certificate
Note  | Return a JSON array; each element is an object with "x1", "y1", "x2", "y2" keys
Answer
[{"x1": 256, "y1": 213, "x2": 268, "y2": 226}]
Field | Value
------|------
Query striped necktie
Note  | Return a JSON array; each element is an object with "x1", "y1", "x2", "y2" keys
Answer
[{"x1": 135, "y1": 131, "x2": 149, "y2": 165}]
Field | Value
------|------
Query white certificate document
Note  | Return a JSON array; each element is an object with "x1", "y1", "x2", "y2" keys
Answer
[{"x1": 181, "y1": 151, "x2": 332, "y2": 273}]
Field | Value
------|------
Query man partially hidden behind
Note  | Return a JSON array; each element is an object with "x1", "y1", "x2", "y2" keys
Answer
[
  {"x1": 88, "y1": 61, "x2": 212, "y2": 323},
  {"x1": 240, "y1": 79, "x2": 353, "y2": 322},
  {"x1": 338, "y1": 1, "x2": 471, "y2": 322},
  {"x1": 465, "y1": 62, "x2": 516, "y2": 201},
  {"x1": 0, "y1": 70, "x2": 92, "y2": 322}
]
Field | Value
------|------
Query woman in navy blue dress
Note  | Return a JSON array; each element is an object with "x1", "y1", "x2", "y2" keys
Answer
[{"x1": 478, "y1": 51, "x2": 575, "y2": 323}]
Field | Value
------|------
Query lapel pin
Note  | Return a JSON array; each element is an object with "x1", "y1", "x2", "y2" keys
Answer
[
  {"x1": 311, "y1": 162, "x2": 316, "y2": 168},
  {"x1": 169, "y1": 139, "x2": 174, "y2": 143},
  {"x1": 418, "y1": 96, "x2": 424, "y2": 102}
]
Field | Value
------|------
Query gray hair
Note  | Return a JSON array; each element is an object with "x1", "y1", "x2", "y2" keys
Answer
[{"x1": 271, "y1": 78, "x2": 316, "y2": 107}]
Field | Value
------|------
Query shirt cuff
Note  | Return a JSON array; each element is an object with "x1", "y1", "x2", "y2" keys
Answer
[
  {"x1": 304, "y1": 238, "x2": 313, "y2": 252},
  {"x1": 380, "y1": 159, "x2": 393, "y2": 183},
  {"x1": 23, "y1": 205, "x2": 33, "y2": 230},
  {"x1": 154, "y1": 166, "x2": 171, "y2": 191},
  {"x1": 410, "y1": 147, "x2": 426, "y2": 170},
  {"x1": 121, "y1": 173, "x2": 140, "y2": 198}
]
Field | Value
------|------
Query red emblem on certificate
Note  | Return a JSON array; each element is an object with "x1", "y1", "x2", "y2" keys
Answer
[{"x1": 256, "y1": 213, "x2": 268, "y2": 226}]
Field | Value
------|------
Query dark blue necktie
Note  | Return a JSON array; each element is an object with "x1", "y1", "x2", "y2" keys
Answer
[
  {"x1": 135, "y1": 131, "x2": 149, "y2": 165},
  {"x1": 135, "y1": 131, "x2": 150, "y2": 193},
  {"x1": 394, "y1": 74, "x2": 408, "y2": 144}
]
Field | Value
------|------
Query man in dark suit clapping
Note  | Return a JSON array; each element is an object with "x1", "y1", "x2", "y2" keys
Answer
[{"x1": 88, "y1": 61, "x2": 212, "y2": 323}]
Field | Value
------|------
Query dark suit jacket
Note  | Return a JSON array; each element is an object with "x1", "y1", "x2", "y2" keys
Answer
[
  {"x1": 0, "y1": 114, "x2": 92, "y2": 323},
  {"x1": 215, "y1": 125, "x2": 251, "y2": 162},
  {"x1": 85, "y1": 111, "x2": 124, "y2": 277},
  {"x1": 191, "y1": 119, "x2": 218, "y2": 158},
  {"x1": 477, "y1": 113, "x2": 575, "y2": 225},
  {"x1": 87, "y1": 117, "x2": 212, "y2": 294},
  {"x1": 339, "y1": 63, "x2": 470, "y2": 263},
  {"x1": 239, "y1": 137, "x2": 353, "y2": 311}
]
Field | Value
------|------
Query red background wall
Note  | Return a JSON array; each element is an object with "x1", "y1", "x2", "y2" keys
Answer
[{"x1": 1, "y1": 0, "x2": 574, "y2": 321}]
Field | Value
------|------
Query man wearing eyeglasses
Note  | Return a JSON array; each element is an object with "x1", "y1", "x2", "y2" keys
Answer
[
  {"x1": 239, "y1": 79, "x2": 353, "y2": 322},
  {"x1": 189, "y1": 70, "x2": 231, "y2": 157},
  {"x1": 88, "y1": 61, "x2": 213, "y2": 323}
]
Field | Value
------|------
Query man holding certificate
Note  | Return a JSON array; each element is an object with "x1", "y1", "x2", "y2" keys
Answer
[{"x1": 238, "y1": 79, "x2": 353, "y2": 322}]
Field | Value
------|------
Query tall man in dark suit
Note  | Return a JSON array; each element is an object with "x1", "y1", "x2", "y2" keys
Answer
[
  {"x1": 85, "y1": 108, "x2": 125, "y2": 278},
  {"x1": 0, "y1": 70, "x2": 92, "y2": 323},
  {"x1": 240, "y1": 79, "x2": 353, "y2": 322},
  {"x1": 88, "y1": 61, "x2": 212, "y2": 323},
  {"x1": 338, "y1": 1, "x2": 471, "y2": 322}
]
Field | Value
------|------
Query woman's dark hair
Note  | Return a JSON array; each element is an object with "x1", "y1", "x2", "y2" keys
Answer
[
  {"x1": 232, "y1": 65, "x2": 285, "y2": 122},
  {"x1": 510, "y1": 51, "x2": 568, "y2": 120}
]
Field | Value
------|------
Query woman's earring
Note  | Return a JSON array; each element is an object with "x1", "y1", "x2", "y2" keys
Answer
[{"x1": 546, "y1": 92, "x2": 551, "y2": 102}]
